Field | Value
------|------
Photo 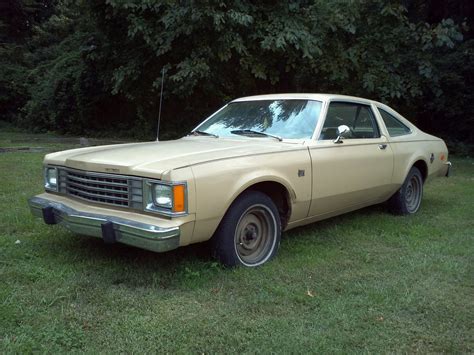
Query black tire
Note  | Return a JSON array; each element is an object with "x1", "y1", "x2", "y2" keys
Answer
[
  {"x1": 388, "y1": 166, "x2": 424, "y2": 215},
  {"x1": 211, "y1": 191, "x2": 281, "y2": 267}
]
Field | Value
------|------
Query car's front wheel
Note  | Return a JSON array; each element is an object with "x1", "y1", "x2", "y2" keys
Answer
[
  {"x1": 212, "y1": 191, "x2": 281, "y2": 267},
  {"x1": 388, "y1": 166, "x2": 424, "y2": 215}
]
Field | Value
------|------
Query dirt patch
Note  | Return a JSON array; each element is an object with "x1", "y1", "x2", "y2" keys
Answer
[
  {"x1": 10, "y1": 137, "x2": 129, "y2": 146},
  {"x1": 1, "y1": 136, "x2": 132, "y2": 153},
  {"x1": 0, "y1": 147, "x2": 49, "y2": 153}
]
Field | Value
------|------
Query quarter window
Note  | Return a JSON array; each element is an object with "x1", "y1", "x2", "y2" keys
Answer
[
  {"x1": 378, "y1": 108, "x2": 411, "y2": 136},
  {"x1": 320, "y1": 102, "x2": 380, "y2": 140}
]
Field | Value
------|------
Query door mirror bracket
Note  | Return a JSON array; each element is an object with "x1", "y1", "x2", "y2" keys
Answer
[{"x1": 333, "y1": 125, "x2": 351, "y2": 144}]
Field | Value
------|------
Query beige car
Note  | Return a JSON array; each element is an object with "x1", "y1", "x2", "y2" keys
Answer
[{"x1": 29, "y1": 94, "x2": 451, "y2": 267}]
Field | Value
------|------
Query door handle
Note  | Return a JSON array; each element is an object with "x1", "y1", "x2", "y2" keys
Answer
[{"x1": 378, "y1": 144, "x2": 387, "y2": 150}]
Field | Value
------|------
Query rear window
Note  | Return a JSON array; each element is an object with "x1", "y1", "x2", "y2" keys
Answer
[{"x1": 378, "y1": 108, "x2": 411, "y2": 136}]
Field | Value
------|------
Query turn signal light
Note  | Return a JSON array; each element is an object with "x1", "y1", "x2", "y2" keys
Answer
[{"x1": 173, "y1": 185, "x2": 186, "y2": 213}]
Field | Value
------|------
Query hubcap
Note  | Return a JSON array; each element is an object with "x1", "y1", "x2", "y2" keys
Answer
[
  {"x1": 405, "y1": 175, "x2": 422, "y2": 213},
  {"x1": 235, "y1": 205, "x2": 277, "y2": 266}
]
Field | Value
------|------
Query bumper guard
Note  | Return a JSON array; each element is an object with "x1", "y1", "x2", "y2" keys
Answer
[{"x1": 445, "y1": 161, "x2": 452, "y2": 177}]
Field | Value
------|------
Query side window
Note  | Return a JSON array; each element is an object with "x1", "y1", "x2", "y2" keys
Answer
[
  {"x1": 320, "y1": 102, "x2": 380, "y2": 140},
  {"x1": 378, "y1": 108, "x2": 411, "y2": 136}
]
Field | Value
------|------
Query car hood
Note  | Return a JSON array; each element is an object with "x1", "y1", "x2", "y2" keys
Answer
[{"x1": 44, "y1": 137, "x2": 303, "y2": 179}]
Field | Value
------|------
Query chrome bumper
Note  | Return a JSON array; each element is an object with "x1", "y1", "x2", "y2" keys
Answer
[
  {"x1": 445, "y1": 161, "x2": 452, "y2": 177},
  {"x1": 28, "y1": 196, "x2": 180, "y2": 252}
]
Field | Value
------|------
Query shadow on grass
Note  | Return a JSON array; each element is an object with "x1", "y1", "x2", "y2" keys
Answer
[
  {"x1": 284, "y1": 203, "x2": 387, "y2": 239},
  {"x1": 44, "y1": 204, "x2": 384, "y2": 266},
  {"x1": 283, "y1": 191, "x2": 452, "y2": 243},
  {"x1": 33, "y1": 228, "x2": 218, "y2": 291},
  {"x1": 49, "y1": 205, "x2": 383, "y2": 264},
  {"x1": 33, "y1": 199, "x2": 437, "y2": 291}
]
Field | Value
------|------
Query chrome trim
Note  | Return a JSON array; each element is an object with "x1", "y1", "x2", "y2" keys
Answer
[
  {"x1": 45, "y1": 166, "x2": 188, "y2": 217},
  {"x1": 67, "y1": 186, "x2": 129, "y2": 202},
  {"x1": 57, "y1": 166, "x2": 140, "y2": 181},
  {"x1": 66, "y1": 174, "x2": 129, "y2": 188},
  {"x1": 66, "y1": 180, "x2": 128, "y2": 195},
  {"x1": 63, "y1": 168, "x2": 133, "y2": 208},
  {"x1": 52, "y1": 166, "x2": 143, "y2": 210},
  {"x1": 143, "y1": 179, "x2": 188, "y2": 217},
  {"x1": 28, "y1": 196, "x2": 180, "y2": 253}
]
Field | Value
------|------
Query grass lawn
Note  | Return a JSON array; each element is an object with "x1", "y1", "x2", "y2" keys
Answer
[{"x1": 1, "y1": 128, "x2": 473, "y2": 353}]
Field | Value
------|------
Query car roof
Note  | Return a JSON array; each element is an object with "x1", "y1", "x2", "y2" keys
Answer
[{"x1": 232, "y1": 93, "x2": 378, "y2": 105}]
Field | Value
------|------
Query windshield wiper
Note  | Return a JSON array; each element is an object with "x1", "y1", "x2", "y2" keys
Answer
[
  {"x1": 189, "y1": 130, "x2": 219, "y2": 138},
  {"x1": 231, "y1": 129, "x2": 282, "y2": 142}
]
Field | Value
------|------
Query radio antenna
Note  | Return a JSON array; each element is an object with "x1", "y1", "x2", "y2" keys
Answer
[{"x1": 156, "y1": 67, "x2": 165, "y2": 141}]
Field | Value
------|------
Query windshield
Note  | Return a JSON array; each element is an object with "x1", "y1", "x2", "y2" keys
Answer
[{"x1": 195, "y1": 99, "x2": 322, "y2": 139}]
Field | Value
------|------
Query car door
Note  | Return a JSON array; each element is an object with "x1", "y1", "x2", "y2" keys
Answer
[{"x1": 306, "y1": 100, "x2": 394, "y2": 217}]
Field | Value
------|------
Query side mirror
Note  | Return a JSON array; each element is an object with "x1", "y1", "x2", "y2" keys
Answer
[{"x1": 333, "y1": 125, "x2": 351, "y2": 144}]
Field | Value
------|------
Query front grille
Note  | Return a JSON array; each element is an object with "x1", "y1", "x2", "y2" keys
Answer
[{"x1": 58, "y1": 168, "x2": 143, "y2": 209}]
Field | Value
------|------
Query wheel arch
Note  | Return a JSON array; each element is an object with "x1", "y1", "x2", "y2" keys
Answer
[
  {"x1": 226, "y1": 177, "x2": 294, "y2": 230},
  {"x1": 413, "y1": 159, "x2": 428, "y2": 182},
  {"x1": 398, "y1": 155, "x2": 429, "y2": 185}
]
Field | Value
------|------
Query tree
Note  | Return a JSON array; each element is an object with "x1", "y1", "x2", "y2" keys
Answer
[
  {"x1": 1, "y1": 0, "x2": 472, "y2": 150},
  {"x1": 88, "y1": 0, "x2": 466, "y2": 138},
  {"x1": 0, "y1": 0, "x2": 54, "y2": 122}
]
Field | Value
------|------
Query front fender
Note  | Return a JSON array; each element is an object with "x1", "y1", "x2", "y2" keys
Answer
[
  {"x1": 226, "y1": 172, "x2": 297, "y2": 208},
  {"x1": 189, "y1": 150, "x2": 312, "y2": 243}
]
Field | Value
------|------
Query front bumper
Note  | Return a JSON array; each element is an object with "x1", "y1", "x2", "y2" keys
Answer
[{"x1": 28, "y1": 196, "x2": 180, "y2": 252}]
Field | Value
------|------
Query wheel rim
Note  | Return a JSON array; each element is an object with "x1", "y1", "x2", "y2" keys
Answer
[
  {"x1": 234, "y1": 204, "x2": 277, "y2": 266},
  {"x1": 405, "y1": 174, "x2": 422, "y2": 213}
]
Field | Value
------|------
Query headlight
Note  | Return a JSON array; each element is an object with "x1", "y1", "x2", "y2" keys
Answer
[
  {"x1": 44, "y1": 167, "x2": 58, "y2": 191},
  {"x1": 144, "y1": 181, "x2": 187, "y2": 215},
  {"x1": 153, "y1": 184, "x2": 173, "y2": 209}
]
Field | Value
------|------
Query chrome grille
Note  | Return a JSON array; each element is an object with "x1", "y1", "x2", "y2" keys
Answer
[{"x1": 58, "y1": 168, "x2": 143, "y2": 209}]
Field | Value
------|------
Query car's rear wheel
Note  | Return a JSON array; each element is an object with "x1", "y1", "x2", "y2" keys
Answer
[
  {"x1": 211, "y1": 191, "x2": 281, "y2": 267},
  {"x1": 388, "y1": 166, "x2": 424, "y2": 215}
]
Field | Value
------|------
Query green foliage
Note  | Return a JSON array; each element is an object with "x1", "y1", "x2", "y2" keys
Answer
[
  {"x1": 0, "y1": 0, "x2": 472, "y2": 146},
  {"x1": 21, "y1": 4, "x2": 95, "y2": 133},
  {"x1": 0, "y1": 44, "x2": 29, "y2": 122},
  {"x1": 0, "y1": 0, "x2": 54, "y2": 122}
]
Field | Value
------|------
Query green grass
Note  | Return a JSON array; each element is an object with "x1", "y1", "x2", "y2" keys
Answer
[{"x1": 1, "y1": 129, "x2": 473, "y2": 353}]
